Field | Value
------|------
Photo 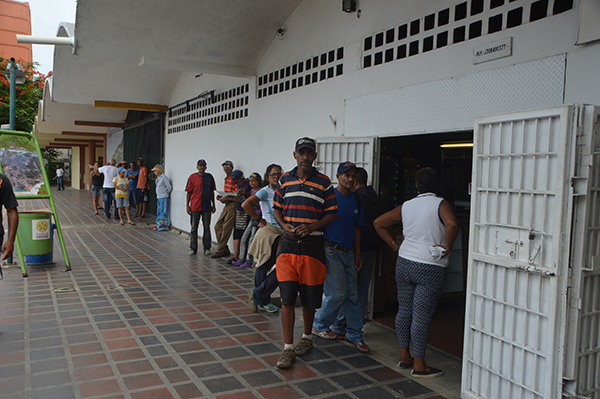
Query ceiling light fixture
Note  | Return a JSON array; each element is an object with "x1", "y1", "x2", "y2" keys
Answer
[{"x1": 440, "y1": 142, "x2": 474, "y2": 148}]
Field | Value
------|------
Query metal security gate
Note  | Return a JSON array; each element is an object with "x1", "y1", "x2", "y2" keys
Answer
[
  {"x1": 462, "y1": 106, "x2": 576, "y2": 399},
  {"x1": 314, "y1": 136, "x2": 379, "y2": 190}
]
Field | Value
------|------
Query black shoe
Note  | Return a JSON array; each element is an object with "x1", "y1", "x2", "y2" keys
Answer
[{"x1": 411, "y1": 367, "x2": 443, "y2": 378}]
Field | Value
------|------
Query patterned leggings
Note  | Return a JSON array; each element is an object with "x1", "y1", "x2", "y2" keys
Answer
[{"x1": 395, "y1": 256, "x2": 447, "y2": 359}]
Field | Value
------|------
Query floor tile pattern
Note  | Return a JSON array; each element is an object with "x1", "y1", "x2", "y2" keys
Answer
[{"x1": 0, "y1": 189, "x2": 446, "y2": 398}]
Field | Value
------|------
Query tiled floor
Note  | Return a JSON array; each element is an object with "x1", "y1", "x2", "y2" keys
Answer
[{"x1": 0, "y1": 188, "x2": 460, "y2": 399}]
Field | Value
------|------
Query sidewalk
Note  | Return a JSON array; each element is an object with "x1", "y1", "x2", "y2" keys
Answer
[{"x1": 0, "y1": 188, "x2": 461, "y2": 399}]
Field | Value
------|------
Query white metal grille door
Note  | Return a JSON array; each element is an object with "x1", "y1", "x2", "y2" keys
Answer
[
  {"x1": 462, "y1": 106, "x2": 575, "y2": 399},
  {"x1": 314, "y1": 137, "x2": 379, "y2": 190}
]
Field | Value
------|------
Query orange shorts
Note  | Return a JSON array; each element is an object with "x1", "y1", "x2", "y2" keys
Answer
[{"x1": 276, "y1": 235, "x2": 326, "y2": 310}]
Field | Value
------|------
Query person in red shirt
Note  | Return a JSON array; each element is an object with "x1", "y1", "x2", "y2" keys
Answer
[
  {"x1": 211, "y1": 160, "x2": 238, "y2": 258},
  {"x1": 136, "y1": 157, "x2": 150, "y2": 218},
  {"x1": 185, "y1": 159, "x2": 216, "y2": 255}
]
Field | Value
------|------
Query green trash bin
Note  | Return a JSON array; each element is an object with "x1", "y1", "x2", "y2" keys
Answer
[{"x1": 17, "y1": 211, "x2": 54, "y2": 265}]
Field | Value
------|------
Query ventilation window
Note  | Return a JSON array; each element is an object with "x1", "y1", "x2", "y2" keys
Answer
[
  {"x1": 438, "y1": 8, "x2": 450, "y2": 26},
  {"x1": 306, "y1": 58, "x2": 312, "y2": 70},
  {"x1": 298, "y1": 76, "x2": 303, "y2": 86},
  {"x1": 292, "y1": 64, "x2": 297, "y2": 75},
  {"x1": 471, "y1": 0, "x2": 484, "y2": 15},
  {"x1": 507, "y1": 7, "x2": 523, "y2": 28},
  {"x1": 364, "y1": 36, "x2": 373, "y2": 51},
  {"x1": 455, "y1": 2, "x2": 468, "y2": 20},
  {"x1": 269, "y1": 72, "x2": 273, "y2": 83},
  {"x1": 328, "y1": 50, "x2": 335, "y2": 63},
  {"x1": 385, "y1": 48, "x2": 394, "y2": 62},
  {"x1": 490, "y1": 0, "x2": 504, "y2": 9},
  {"x1": 320, "y1": 70, "x2": 326, "y2": 81},
  {"x1": 469, "y1": 21, "x2": 482, "y2": 39},
  {"x1": 327, "y1": 67, "x2": 334, "y2": 78},
  {"x1": 453, "y1": 26, "x2": 466, "y2": 43},
  {"x1": 410, "y1": 19, "x2": 420, "y2": 35},
  {"x1": 273, "y1": 85, "x2": 278, "y2": 94},
  {"x1": 286, "y1": 66, "x2": 291, "y2": 77},
  {"x1": 298, "y1": 62, "x2": 304, "y2": 73},
  {"x1": 274, "y1": 71, "x2": 279, "y2": 81},
  {"x1": 312, "y1": 71, "x2": 318, "y2": 82},
  {"x1": 423, "y1": 36, "x2": 434, "y2": 52},
  {"x1": 285, "y1": 81, "x2": 290, "y2": 90},
  {"x1": 320, "y1": 53, "x2": 327, "y2": 66},
  {"x1": 280, "y1": 69, "x2": 284, "y2": 79},
  {"x1": 437, "y1": 31, "x2": 448, "y2": 47},
  {"x1": 409, "y1": 41, "x2": 419, "y2": 56},
  {"x1": 336, "y1": 64, "x2": 343, "y2": 76},
  {"x1": 488, "y1": 14, "x2": 503, "y2": 33},
  {"x1": 424, "y1": 14, "x2": 435, "y2": 30},
  {"x1": 375, "y1": 32, "x2": 384, "y2": 47},
  {"x1": 279, "y1": 82, "x2": 284, "y2": 92},
  {"x1": 386, "y1": 28, "x2": 395, "y2": 44},
  {"x1": 258, "y1": 76, "x2": 263, "y2": 86},
  {"x1": 374, "y1": 52, "x2": 383, "y2": 65},
  {"x1": 337, "y1": 47, "x2": 344, "y2": 60},
  {"x1": 313, "y1": 56, "x2": 319, "y2": 67},
  {"x1": 305, "y1": 74, "x2": 311, "y2": 84},
  {"x1": 553, "y1": 0, "x2": 573, "y2": 14},
  {"x1": 397, "y1": 44, "x2": 407, "y2": 59},
  {"x1": 398, "y1": 24, "x2": 408, "y2": 40},
  {"x1": 530, "y1": 0, "x2": 548, "y2": 21},
  {"x1": 364, "y1": 55, "x2": 372, "y2": 68}
]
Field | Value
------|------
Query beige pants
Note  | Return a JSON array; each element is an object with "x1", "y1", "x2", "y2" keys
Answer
[{"x1": 214, "y1": 202, "x2": 236, "y2": 253}]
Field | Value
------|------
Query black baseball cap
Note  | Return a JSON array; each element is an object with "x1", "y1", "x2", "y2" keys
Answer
[{"x1": 295, "y1": 137, "x2": 316, "y2": 152}]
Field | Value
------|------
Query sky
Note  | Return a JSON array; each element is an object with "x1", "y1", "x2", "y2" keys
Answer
[{"x1": 26, "y1": 0, "x2": 77, "y2": 75}]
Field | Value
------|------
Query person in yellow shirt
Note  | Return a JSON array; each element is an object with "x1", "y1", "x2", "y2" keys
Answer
[{"x1": 113, "y1": 167, "x2": 135, "y2": 226}]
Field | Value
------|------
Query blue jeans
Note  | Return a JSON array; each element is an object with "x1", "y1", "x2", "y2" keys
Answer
[
  {"x1": 56, "y1": 176, "x2": 64, "y2": 190},
  {"x1": 313, "y1": 247, "x2": 364, "y2": 343},
  {"x1": 239, "y1": 217, "x2": 259, "y2": 263},
  {"x1": 103, "y1": 188, "x2": 116, "y2": 217},
  {"x1": 157, "y1": 197, "x2": 169, "y2": 219},
  {"x1": 332, "y1": 250, "x2": 376, "y2": 332}
]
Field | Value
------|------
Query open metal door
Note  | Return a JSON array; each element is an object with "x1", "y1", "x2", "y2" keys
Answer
[
  {"x1": 462, "y1": 106, "x2": 576, "y2": 399},
  {"x1": 314, "y1": 136, "x2": 379, "y2": 191},
  {"x1": 315, "y1": 136, "x2": 379, "y2": 319}
]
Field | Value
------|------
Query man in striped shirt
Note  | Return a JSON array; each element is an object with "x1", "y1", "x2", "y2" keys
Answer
[{"x1": 272, "y1": 137, "x2": 337, "y2": 369}]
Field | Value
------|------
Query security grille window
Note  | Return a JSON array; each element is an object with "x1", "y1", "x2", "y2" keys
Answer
[
  {"x1": 362, "y1": 0, "x2": 573, "y2": 70},
  {"x1": 256, "y1": 46, "x2": 344, "y2": 99},
  {"x1": 166, "y1": 84, "x2": 250, "y2": 134}
]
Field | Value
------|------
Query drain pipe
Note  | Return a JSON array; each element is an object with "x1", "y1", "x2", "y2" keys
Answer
[{"x1": 16, "y1": 35, "x2": 75, "y2": 47}]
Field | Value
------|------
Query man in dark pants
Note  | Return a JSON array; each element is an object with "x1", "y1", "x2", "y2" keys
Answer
[
  {"x1": 312, "y1": 162, "x2": 370, "y2": 353},
  {"x1": 185, "y1": 159, "x2": 216, "y2": 255},
  {"x1": 0, "y1": 174, "x2": 18, "y2": 276},
  {"x1": 272, "y1": 137, "x2": 337, "y2": 369},
  {"x1": 331, "y1": 167, "x2": 381, "y2": 336}
]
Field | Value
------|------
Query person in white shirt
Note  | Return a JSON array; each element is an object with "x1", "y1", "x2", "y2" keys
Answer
[
  {"x1": 53, "y1": 166, "x2": 64, "y2": 190},
  {"x1": 92, "y1": 159, "x2": 118, "y2": 219},
  {"x1": 374, "y1": 167, "x2": 459, "y2": 379}
]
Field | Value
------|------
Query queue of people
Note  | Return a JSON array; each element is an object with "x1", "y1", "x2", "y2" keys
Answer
[{"x1": 85, "y1": 138, "x2": 456, "y2": 379}]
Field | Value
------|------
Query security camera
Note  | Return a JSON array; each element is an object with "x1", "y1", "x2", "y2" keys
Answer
[{"x1": 276, "y1": 28, "x2": 284, "y2": 36}]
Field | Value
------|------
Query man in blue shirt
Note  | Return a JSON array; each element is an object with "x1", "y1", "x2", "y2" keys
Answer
[{"x1": 312, "y1": 161, "x2": 370, "y2": 353}]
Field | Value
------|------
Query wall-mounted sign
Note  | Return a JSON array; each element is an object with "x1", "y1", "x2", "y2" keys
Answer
[{"x1": 473, "y1": 37, "x2": 512, "y2": 64}]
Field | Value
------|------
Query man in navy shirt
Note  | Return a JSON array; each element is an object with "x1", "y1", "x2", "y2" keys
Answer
[
  {"x1": 312, "y1": 161, "x2": 370, "y2": 353},
  {"x1": 185, "y1": 159, "x2": 216, "y2": 255}
]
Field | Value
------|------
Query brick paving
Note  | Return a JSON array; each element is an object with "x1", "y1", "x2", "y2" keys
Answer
[{"x1": 0, "y1": 188, "x2": 448, "y2": 399}]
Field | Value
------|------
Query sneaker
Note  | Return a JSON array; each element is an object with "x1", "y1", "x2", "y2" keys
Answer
[
  {"x1": 350, "y1": 340, "x2": 370, "y2": 353},
  {"x1": 311, "y1": 328, "x2": 339, "y2": 340},
  {"x1": 411, "y1": 367, "x2": 444, "y2": 378},
  {"x1": 248, "y1": 289, "x2": 260, "y2": 312},
  {"x1": 204, "y1": 249, "x2": 212, "y2": 255},
  {"x1": 240, "y1": 262, "x2": 252, "y2": 268},
  {"x1": 257, "y1": 303, "x2": 280, "y2": 313},
  {"x1": 276, "y1": 348, "x2": 296, "y2": 369},
  {"x1": 188, "y1": 250, "x2": 197, "y2": 255},
  {"x1": 293, "y1": 338, "x2": 313, "y2": 356}
]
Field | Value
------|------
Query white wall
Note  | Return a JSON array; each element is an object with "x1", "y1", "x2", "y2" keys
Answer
[{"x1": 164, "y1": 0, "x2": 600, "y2": 234}]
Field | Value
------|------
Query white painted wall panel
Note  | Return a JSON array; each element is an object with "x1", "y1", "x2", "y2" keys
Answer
[{"x1": 345, "y1": 55, "x2": 566, "y2": 137}]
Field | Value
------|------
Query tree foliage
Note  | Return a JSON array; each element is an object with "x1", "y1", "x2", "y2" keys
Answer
[
  {"x1": 0, "y1": 57, "x2": 50, "y2": 133},
  {"x1": 40, "y1": 148, "x2": 62, "y2": 163}
]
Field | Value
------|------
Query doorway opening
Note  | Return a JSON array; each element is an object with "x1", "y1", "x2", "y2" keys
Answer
[{"x1": 372, "y1": 131, "x2": 473, "y2": 359}]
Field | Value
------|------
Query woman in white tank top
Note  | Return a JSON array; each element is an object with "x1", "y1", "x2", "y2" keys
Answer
[{"x1": 374, "y1": 167, "x2": 459, "y2": 379}]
